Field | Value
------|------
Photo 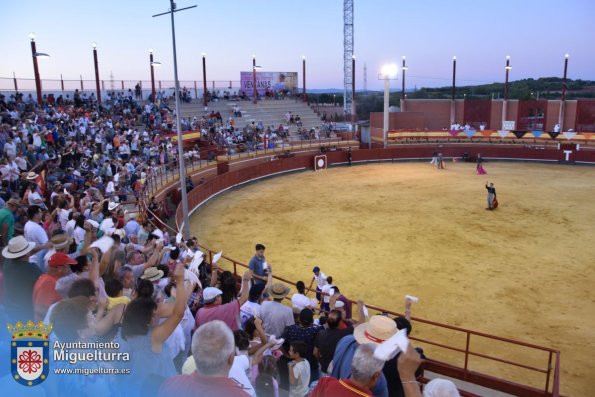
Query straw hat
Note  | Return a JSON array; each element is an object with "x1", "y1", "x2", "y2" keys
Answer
[
  {"x1": 269, "y1": 283, "x2": 290, "y2": 299},
  {"x1": 26, "y1": 172, "x2": 39, "y2": 180},
  {"x1": 50, "y1": 234, "x2": 73, "y2": 250},
  {"x1": 2, "y1": 236, "x2": 36, "y2": 259},
  {"x1": 141, "y1": 267, "x2": 164, "y2": 282},
  {"x1": 108, "y1": 202, "x2": 119, "y2": 211},
  {"x1": 6, "y1": 198, "x2": 23, "y2": 208},
  {"x1": 353, "y1": 315, "x2": 398, "y2": 346}
]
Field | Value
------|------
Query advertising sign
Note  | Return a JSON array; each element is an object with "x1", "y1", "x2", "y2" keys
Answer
[{"x1": 240, "y1": 72, "x2": 297, "y2": 96}]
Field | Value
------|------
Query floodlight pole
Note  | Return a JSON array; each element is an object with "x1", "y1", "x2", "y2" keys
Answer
[
  {"x1": 30, "y1": 35, "x2": 43, "y2": 105},
  {"x1": 383, "y1": 75, "x2": 389, "y2": 148},
  {"x1": 93, "y1": 43, "x2": 101, "y2": 104},
  {"x1": 559, "y1": 54, "x2": 569, "y2": 131},
  {"x1": 503, "y1": 56, "x2": 511, "y2": 129},
  {"x1": 153, "y1": 0, "x2": 197, "y2": 238},
  {"x1": 150, "y1": 49, "x2": 156, "y2": 104},
  {"x1": 450, "y1": 56, "x2": 456, "y2": 126},
  {"x1": 202, "y1": 53, "x2": 208, "y2": 107}
]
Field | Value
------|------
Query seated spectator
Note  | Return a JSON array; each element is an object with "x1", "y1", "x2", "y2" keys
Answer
[
  {"x1": 311, "y1": 343, "x2": 385, "y2": 397},
  {"x1": 33, "y1": 252, "x2": 77, "y2": 321},
  {"x1": 2, "y1": 235, "x2": 43, "y2": 321},
  {"x1": 158, "y1": 320, "x2": 249, "y2": 397}
]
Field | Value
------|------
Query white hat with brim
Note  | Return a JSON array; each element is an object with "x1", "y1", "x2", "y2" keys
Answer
[
  {"x1": 26, "y1": 172, "x2": 39, "y2": 180},
  {"x1": 2, "y1": 236, "x2": 36, "y2": 259},
  {"x1": 108, "y1": 202, "x2": 119, "y2": 211},
  {"x1": 141, "y1": 267, "x2": 164, "y2": 282},
  {"x1": 353, "y1": 315, "x2": 398, "y2": 346},
  {"x1": 202, "y1": 287, "x2": 223, "y2": 303}
]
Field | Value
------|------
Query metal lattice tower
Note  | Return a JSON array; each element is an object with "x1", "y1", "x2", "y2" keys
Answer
[
  {"x1": 343, "y1": 0, "x2": 353, "y2": 114},
  {"x1": 363, "y1": 62, "x2": 367, "y2": 92}
]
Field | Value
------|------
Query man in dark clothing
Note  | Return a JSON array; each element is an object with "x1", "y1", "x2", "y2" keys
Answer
[
  {"x1": 2, "y1": 236, "x2": 43, "y2": 322},
  {"x1": 314, "y1": 309, "x2": 354, "y2": 374},
  {"x1": 486, "y1": 182, "x2": 497, "y2": 210},
  {"x1": 248, "y1": 243, "x2": 267, "y2": 286}
]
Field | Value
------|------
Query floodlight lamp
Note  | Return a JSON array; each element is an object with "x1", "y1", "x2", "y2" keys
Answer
[
  {"x1": 202, "y1": 52, "x2": 206, "y2": 57},
  {"x1": 565, "y1": 53, "x2": 569, "y2": 59},
  {"x1": 149, "y1": 48, "x2": 153, "y2": 54},
  {"x1": 29, "y1": 32, "x2": 36, "y2": 40},
  {"x1": 453, "y1": 56, "x2": 456, "y2": 60},
  {"x1": 381, "y1": 64, "x2": 398, "y2": 78},
  {"x1": 92, "y1": 42, "x2": 97, "y2": 49}
]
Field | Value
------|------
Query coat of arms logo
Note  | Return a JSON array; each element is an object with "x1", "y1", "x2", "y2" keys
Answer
[{"x1": 8, "y1": 321, "x2": 53, "y2": 387}]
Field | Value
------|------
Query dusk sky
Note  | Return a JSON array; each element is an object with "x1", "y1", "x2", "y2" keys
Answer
[{"x1": 1, "y1": 0, "x2": 594, "y2": 91}]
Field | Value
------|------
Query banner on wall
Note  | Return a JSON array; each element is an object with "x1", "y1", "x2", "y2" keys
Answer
[{"x1": 239, "y1": 72, "x2": 297, "y2": 96}]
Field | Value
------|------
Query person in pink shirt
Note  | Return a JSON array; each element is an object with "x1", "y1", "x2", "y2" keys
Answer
[{"x1": 194, "y1": 270, "x2": 251, "y2": 331}]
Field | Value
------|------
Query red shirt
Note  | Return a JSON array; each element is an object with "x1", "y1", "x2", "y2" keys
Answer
[
  {"x1": 158, "y1": 372, "x2": 248, "y2": 397},
  {"x1": 194, "y1": 300, "x2": 240, "y2": 331},
  {"x1": 311, "y1": 377, "x2": 373, "y2": 397},
  {"x1": 32, "y1": 274, "x2": 62, "y2": 320}
]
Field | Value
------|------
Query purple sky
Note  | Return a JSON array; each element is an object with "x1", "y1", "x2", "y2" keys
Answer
[{"x1": 1, "y1": 0, "x2": 593, "y2": 91}]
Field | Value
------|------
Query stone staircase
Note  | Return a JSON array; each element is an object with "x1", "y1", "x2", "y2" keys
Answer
[{"x1": 177, "y1": 98, "x2": 326, "y2": 140}]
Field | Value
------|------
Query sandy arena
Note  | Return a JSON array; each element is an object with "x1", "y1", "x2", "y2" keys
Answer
[{"x1": 190, "y1": 161, "x2": 595, "y2": 397}]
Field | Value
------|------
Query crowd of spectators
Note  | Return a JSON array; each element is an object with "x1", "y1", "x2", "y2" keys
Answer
[{"x1": 0, "y1": 90, "x2": 460, "y2": 397}]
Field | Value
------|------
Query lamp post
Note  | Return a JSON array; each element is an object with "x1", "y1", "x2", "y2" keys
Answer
[
  {"x1": 302, "y1": 56, "x2": 307, "y2": 102},
  {"x1": 252, "y1": 55, "x2": 257, "y2": 104},
  {"x1": 351, "y1": 55, "x2": 356, "y2": 124},
  {"x1": 29, "y1": 33, "x2": 49, "y2": 105},
  {"x1": 92, "y1": 42, "x2": 101, "y2": 104},
  {"x1": 503, "y1": 55, "x2": 512, "y2": 129},
  {"x1": 380, "y1": 64, "x2": 398, "y2": 148},
  {"x1": 152, "y1": 0, "x2": 197, "y2": 238},
  {"x1": 149, "y1": 49, "x2": 161, "y2": 104},
  {"x1": 450, "y1": 56, "x2": 456, "y2": 125},
  {"x1": 401, "y1": 56, "x2": 408, "y2": 111},
  {"x1": 559, "y1": 53, "x2": 569, "y2": 131},
  {"x1": 202, "y1": 52, "x2": 208, "y2": 107}
]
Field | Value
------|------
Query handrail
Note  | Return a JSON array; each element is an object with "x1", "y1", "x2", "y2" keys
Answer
[{"x1": 139, "y1": 143, "x2": 562, "y2": 397}]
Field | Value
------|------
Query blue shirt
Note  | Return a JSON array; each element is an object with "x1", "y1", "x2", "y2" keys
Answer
[{"x1": 248, "y1": 255, "x2": 266, "y2": 285}]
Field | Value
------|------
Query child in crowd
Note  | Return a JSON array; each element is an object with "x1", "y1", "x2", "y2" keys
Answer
[
  {"x1": 105, "y1": 278, "x2": 130, "y2": 310},
  {"x1": 288, "y1": 341, "x2": 310, "y2": 397}
]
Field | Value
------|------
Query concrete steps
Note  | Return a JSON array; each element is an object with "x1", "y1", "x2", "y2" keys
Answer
[{"x1": 177, "y1": 99, "x2": 328, "y2": 139}]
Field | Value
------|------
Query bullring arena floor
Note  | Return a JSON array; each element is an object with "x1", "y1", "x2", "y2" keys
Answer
[{"x1": 190, "y1": 161, "x2": 595, "y2": 397}]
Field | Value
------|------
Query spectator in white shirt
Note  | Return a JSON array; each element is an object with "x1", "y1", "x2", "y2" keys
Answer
[
  {"x1": 308, "y1": 266, "x2": 328, "y2": 305},
  {"x1": 291, "y1": 281, "x2": 315, "y2": 312},
  {"x1": 320, "y1": 276, "x2": 335, "y2": 313},
  {"x1": 23, "y1": 205, "x2": 49, "y2": 266}
]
